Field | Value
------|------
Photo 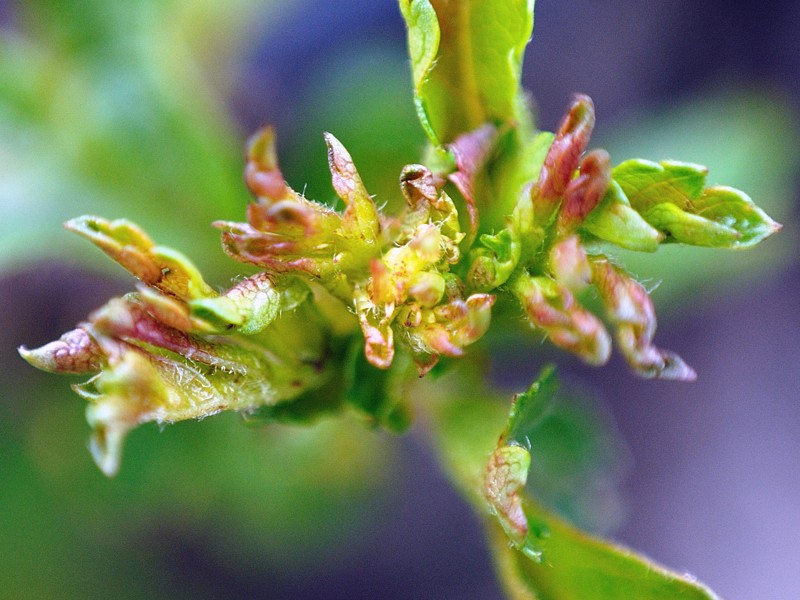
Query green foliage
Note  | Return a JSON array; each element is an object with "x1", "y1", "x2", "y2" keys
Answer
[
  {"x1": 582, "y1": 181, "x2": 663, "y2": 252},
  {"x1": 422, "y1": 367, "x2": 719, "y2": 600},
  {"x1": 399, "y1": 0, "x2": 534, "y2": 146},
  {"x1": 9, "y1": 0, "x2": 792, "y2": 598},
  {"x1": 504, "y1": 365, "x2": 558, "y2": 446},
  {"x1": 487, "y1": 515, "x2": 720, "y2": 600},
  {"x1": 596, "y1": 89, "x2": 798, "y2": 305},
  {"x1": 612, "y1": 159, "x2": 779, "y2": 248},
  {"x1": 0, "y1": 0, "x2": 264, "y2": 275}
]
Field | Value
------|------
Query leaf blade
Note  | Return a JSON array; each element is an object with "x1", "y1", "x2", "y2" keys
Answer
[
  {"x1": 612, "y1": 159, "x2": 780, "y2": 249},
  {"x1": 400, "y1": 0, "x2": 535, "y2": 144},
  {"x1": 488, "y1": 506, "x2": 721, "y2": 600}
]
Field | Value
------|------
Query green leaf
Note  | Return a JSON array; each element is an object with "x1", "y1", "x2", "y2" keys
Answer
[
  {"x1": 421, "y1": 367, "x2": 721, "y2": 600},
  {"x1": 612, "y1": 158, "x2": 780, "y2": 249},
  {"x1": 594, "y1": 89, "x2": 798, "y2": 306},
  {"x1": 613, "y1": 159, "x2": 706, "y2": 213},
  {"x1": 398, "y1": 0, "x2": 442, "y2": 145},
  {"x1": 399, "y1": 0, "x2": 535, "y2": 145},
  {"x1": 0, "y1": 2, "x2": 260, "y2": 277},
  {"x1": 488, "y1": 506, "x2": 720, "y2": 600},
  {"x1": 581, "y1": 181, "x2": 663, "y2": 252},
  {"x1": 503, "y1": 364, "x2": 557, "y2": 446}
]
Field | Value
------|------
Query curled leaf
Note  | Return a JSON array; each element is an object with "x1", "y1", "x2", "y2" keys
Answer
[
  {"x1": 324, "y1": 132, "x2": 381, "y2": 246},
  {"x1": 447, "y1": 124, "x2": 499, "y2": 241},
  {"x1": 514, "y1": 273, "x2": 611, "y2": 366},
  {"x1": 65, "y1": 216, "x2": 217, "y2": 301},
  {"x1": 399, "y1": 0, "x2": 535, "y2": 145},
  {"x1": 244, "y1": 126, "x2": 292, "y2": 202},
  {"x1": 484, "y1": 445, "x2": 541, "y2": 561},
  {"x1": 590, "y1": 257, "x2": 696, "y2": 381},
  {"x1": 19, "y1": 327, "x2": 104, "y2": 375},
  {"x1": 484, "y1": 367, "x2": 557, "y2": 562}
]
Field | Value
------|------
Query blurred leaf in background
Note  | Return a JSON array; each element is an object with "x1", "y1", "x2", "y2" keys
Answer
[{"x1": 0, "y1": 0, "x2": 277, "y2": 276}]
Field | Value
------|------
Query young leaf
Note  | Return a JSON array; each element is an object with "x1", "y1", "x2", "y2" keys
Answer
[
  {"x1": 398, "y1": 0, "x2": 442, "y2": 145},
  {"x1": 484, "y1": 445, "x2": 540, "y2": 561},
  {"x1": 483, "y1": 366, "x2": 558, "y2": 562},
  {"x1": 64, "y1": 216, "x2": 218, "y2": 301},
  {"x1": 423, "y1": 369, "x2": 720, "y2": 600},
  {"x1": 502, "y1": 365, "x2": 557, "y2": 447},
  {"x1": 612, "y1": 159, "x2": 780, "y2": 248},
  {"x1": 487, "y1": 505, "x2": 721, "y2": 600},
  {"x1": 580, "y1": 181, "x2": 664, "y2": 252},
  {"x1": 399, "y1": 0, "x2": 535, "y2": 145}
]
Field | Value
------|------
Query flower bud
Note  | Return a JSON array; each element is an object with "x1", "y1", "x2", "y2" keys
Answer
[
  {"x1": 407, "y1": 293, "x2": 495, "y2": 361},
  {"x1": 538, "y1": 94, "x2": 595, "y2": 204},
  {"x1": 466, "y1": 229, "x2": 520, "y2": 292},
  {"x1": 557, "y1": 149, "x2": 611, "y2": 234},
  {"x1": 409, "y1": 271, "x2": 446, "y2": 307}
]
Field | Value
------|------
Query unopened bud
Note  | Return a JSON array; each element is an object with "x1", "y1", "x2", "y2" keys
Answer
[
  {"x1": 409, "y1": 271, "x2": 446, "y2": 307},
  {"x1": 539, "y1": 95, "x2": 595, "y2": 202}
]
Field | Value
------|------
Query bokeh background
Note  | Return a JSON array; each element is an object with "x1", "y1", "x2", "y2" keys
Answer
[{"x1": 1, "y1": 1, "x2": 798, "y2": 598}]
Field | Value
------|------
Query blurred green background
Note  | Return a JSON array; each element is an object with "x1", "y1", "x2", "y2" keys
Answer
[{"x1": 1, "y1": 1, "x2": 798, "y2": 598}]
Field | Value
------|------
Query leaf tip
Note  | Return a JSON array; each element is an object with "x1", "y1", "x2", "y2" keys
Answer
[{"x1": 18, "y1": 328, "x2": 104, "y2": 374}]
